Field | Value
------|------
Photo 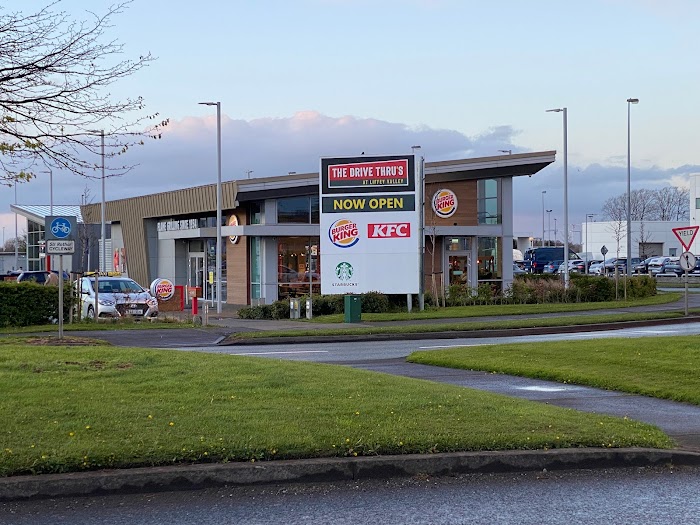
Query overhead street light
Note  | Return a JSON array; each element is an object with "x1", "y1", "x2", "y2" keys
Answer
[
  {"x1": 627, "y1": 98, "x2": 639, "y2": 277},
  {"x1": 541, "y1": 191, "x2": 546, "y2": 247},
  {"x1": 585, "y1": 213, "x2": 596, "y2": 274},
  {"x1": 88, "y1": 129, "x2": 106, "y2": 272},
  {"x1": 199, "y1": 101, "x2": 223, "y2": 315},
  {"x1": 546, "y1": 107, "x2": 569, "y2": 288},
  {"x1": 546, "y1": 209, "x2": 553, "y2": 245}
]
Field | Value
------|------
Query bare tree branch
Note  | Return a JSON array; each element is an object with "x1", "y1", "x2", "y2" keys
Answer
[{"x1": 0, "y1": 1, "x2": 168, "y2": 185}]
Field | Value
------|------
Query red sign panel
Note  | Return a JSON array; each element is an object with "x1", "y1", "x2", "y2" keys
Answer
[
  {"x1": 328, "y1": 159, "x2": 409, "y2": 188},
  {"x1": 367, "y1": 223, "x2": 411, "y2": 238}
]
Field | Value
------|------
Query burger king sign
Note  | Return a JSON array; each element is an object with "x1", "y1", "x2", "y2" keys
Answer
[
  {"x1": 432, "y1": 189, "x2": 458, "y2": 219},
  {"x1": 150, "y1": 278, "x2": 175, "y2": 301}
]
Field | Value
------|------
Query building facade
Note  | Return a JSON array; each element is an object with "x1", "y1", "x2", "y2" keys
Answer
[{"x1": 79, "y1": 152, "x2": 555, "y2": 305}]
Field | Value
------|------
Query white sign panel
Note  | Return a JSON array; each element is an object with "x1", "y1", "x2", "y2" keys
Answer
[
  {"x1": 46, "y1": 240, "x2": 75, "y2": 254},
  {"x1": 320, "y1": 155, "x2": 420, "y2": 295}
]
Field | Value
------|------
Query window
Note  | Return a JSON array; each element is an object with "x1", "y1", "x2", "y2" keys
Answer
[
  {"x1": 249, "y1": 202, "x2": 263, "y2": 225},
  {"x1": 445, "y1": 237, "x2": 471, "y2": 252},
  {"x1": 278, "y1": 196, "x2": 313, "y2": 224},
  {"x1": 277, "y1": 237, "x2": 320, "y2": 298},
  {"x1": 477, "y1": 179, "x2": 500, "y2": 225},
  {"x1": 477, "y1": 236, "x2": 501, "y2": 281},
  {"x1": 696, "y1": 198, "x2": 700, "y2": 209},
  {"x1": 250, "y1": 237, "x2": 261, "y2": 299}
]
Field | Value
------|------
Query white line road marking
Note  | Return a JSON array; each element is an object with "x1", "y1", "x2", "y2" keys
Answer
[
  {"x1": 232, "y1": 350, "x2": 330, "y2": 356},
  {"x1": 418, "y1": 343, "x2": 496, "y2": 349}
]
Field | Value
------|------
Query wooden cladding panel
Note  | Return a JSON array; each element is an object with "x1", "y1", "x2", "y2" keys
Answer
[
  {"x1": 226, "y1": 210, "x2": 248, "y2": 305},
  {"x1": 424, "y1": 180, "x2": 477, "y2": 226}
]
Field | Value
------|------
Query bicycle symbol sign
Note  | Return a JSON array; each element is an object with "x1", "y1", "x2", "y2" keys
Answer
[{"x1": 50, "y1": 217, "x2": 72, "y2": 239}]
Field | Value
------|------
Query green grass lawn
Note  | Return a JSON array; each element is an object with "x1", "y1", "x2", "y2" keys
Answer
[
  {"x1": 408, "y1": 335, "x2": 700, "y2": 405},
  {"x1": 0, "y1": 344, "x2": 672, "y2": 477},
  {"x1": 308, "y1": 293, "x2": 682, "y2": 323},
  {"x1": 231, "y1": 311, "x2": 688, "y2": 340},
  {"x1": 0, "y1": 316, "x2": 194, "y2": 334}
]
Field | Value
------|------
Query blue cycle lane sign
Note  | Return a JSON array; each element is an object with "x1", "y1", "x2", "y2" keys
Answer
[{"x1": 45, "y1": 215, "x2": 77, "y2": 254}]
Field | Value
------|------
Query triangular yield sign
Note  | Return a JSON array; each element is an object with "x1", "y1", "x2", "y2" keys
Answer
[{"x1": 672, "y1": 226, "x2": 700, "y2": 251}]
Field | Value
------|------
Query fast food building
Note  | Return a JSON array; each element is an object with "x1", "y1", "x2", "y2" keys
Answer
[{"x1": 79, "y1": 151, "x2": 555, "y2": 305}]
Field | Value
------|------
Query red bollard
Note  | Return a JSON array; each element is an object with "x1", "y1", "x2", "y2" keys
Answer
[{"x1": 192, "y1": 296, "x2": 198, "y2": 316}]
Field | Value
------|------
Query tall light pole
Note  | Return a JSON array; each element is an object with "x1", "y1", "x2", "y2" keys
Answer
[
  {"x1": 585, "y1": 213, "x2": 596, "y2": 274},
  {"x1": 546, "y1": 209, "x2": 552, "y2": 245},
  {"x1": 547, "y1": 107, "x2": 569, "y2": 288},
  {"x1": 541, "y1": 191, "x2": 546, "y2": 247},
  {"x1": 199, "y1": 101, "x2": 222, "y2": 315},
  {"x1": 14, "y1": 181, "x2": 18, "y2": 270},
  {"x1": 627, "y1": 98, "x2": 639, "y2": 277},
  {"x1": 42, "y1": 168, "x2": 53, "y2": 272},
  {"x1": 553, "y1": 218, "x2": 558, "y2": 244},
  {"x1": 89, "y1": 130, "x2": 106, "y2": 272}
]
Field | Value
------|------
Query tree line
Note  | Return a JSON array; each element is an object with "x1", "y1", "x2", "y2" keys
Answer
[{"x1": 600, "y1": 187, "x2": 689, "y2": 222}]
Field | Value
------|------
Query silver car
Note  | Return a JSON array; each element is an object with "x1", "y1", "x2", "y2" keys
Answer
[{"x1": 76, "y1": 276, "x2": 159, "y2": 319}]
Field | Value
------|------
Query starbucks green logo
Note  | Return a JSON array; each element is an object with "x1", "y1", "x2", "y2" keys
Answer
[{"x1": 335, "y1": 261, "x2": 354, "y2": 281}]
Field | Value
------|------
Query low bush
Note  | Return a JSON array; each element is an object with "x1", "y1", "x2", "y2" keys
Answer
[{"x1": 0, "y1": 282, "x2": 74, "y2": 327}]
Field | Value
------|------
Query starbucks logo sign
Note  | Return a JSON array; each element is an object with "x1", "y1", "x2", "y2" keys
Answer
[{"x1": 335, "y1": 262, "x2": 354, "y2": 281}]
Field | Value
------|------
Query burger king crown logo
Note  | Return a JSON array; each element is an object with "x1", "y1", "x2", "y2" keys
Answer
[
  {"x1": 432, "y1": 189, "x2": 458, "y2": 218},
  {"x1": 329, "y1": 218, "x2": 359, "y2": 248}
]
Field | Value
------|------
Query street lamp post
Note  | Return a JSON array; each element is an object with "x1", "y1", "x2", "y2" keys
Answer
[
  {"x1": 627, "y1": 98, "x2": 639, "y2": 277},
  {"x1": 14, "y1": 181, "x2": 18, "y2": 270},
  {"x1": 541, "y1": 191, "x2": 546, "y2": 247},
  {"x1": 553, "y1": 218, "x2": 558, "y2": 244},
  {"x1": 199, "y1": 101, "x2": 222, "y2": 315},
  {"x1": 585, "y1": 213, "x2": 596, "y2": 274},
  {"x1": 546, "y1": 107, "x2": 569, "y2": 288},
  {"x1": 546, "y1": 209, "x2": 552, "y2": 245},
  {"x1": 88, "y1": 130, "x2": 106, "y2": 272}
]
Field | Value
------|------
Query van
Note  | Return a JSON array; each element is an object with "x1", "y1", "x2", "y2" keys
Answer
[{"x1": 524, "y1": 247, "x2": 580, "y2": 274}]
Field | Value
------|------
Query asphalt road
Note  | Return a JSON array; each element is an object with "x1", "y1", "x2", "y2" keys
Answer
[{"x1": 3, "y1": 466, "x2": 699, "y2": 524}]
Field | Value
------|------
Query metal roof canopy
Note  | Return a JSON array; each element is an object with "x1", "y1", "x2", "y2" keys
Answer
[{"x1": 10, "y1": 204, "x2": 84, "y2": 225}]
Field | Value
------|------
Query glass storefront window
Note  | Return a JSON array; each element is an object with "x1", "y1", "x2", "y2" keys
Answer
[
  {"x1": 278, "y1": 196, "x2": 311, "y2": 224},
  {"x1": 446, "y1": 237, "x2": 471, "y2": 252},
  {"x1": 250, "y1": 237, "x2": 261, "y2": 299},
  {"x1": 277, "y1": 237, "x2": 320, "y2": 299},
  {"x1": 249, "y1": 202, "x2": 263, "y2": 225},
  {"x1": 477, "y1": 236, "x2": 501, "y2": 281},
  {"x1": 477, "y1": 179, "x2": 500, "y2": 225},
  {"x1": 310, "y1": 195, "x2": 320, "y2": 224}
]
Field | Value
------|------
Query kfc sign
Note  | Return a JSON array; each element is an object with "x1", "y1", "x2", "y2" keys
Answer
[{"x1": 367, "y1": 223, "x2": 411, "y2": 238}]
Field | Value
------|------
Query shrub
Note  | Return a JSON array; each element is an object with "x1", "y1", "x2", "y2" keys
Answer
[
  {"x1": 0, "y1": 281, "x2": 74, "y2": 327},
  {"x1": 361, "y1": 291, "x2": 390, "y2": 313}
]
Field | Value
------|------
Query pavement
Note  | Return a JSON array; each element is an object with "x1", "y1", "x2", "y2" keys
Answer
[{"x1": 2, "y1": 292, "x2": 700, "y2": 501}]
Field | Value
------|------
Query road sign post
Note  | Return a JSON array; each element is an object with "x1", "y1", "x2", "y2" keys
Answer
[
  {"x1": 679, "y1": 251, "x2": 697, "y2": 316},
  {"x1": 45, "y1": 215, "x2": 77, "y2": 339}
]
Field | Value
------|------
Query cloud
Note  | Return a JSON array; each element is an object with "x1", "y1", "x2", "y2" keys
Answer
[{"x1": 1, "y1": 111, "x2": 696, "y2": 243}]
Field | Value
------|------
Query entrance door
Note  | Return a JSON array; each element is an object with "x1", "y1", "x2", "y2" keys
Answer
[
  {"x1": 448, "y1": 254, "x2": 472, "y2": 287},
  {"x1": 188, "y1": 255, "x2": 206, "y2": 301}
]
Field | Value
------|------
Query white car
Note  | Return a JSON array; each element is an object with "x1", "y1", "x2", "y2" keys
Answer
[{"x1": 76, "y1": 276, "x2": 159, "y2": 320}]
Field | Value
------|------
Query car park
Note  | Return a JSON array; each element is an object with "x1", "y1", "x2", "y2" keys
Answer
[
  {"x1": 512, "y1": 263, "x2": 526, "y2": 276},
  {"x1": 523, "y1": 247, "x2": 580, "y2": 274},
  {"x1": 634, "y1": 257, "x2": 656, "y2": 274},
  {"x1": 16, "y1": 270, "x2": 70, "y2": 284},
  {"x1": 542, "y1": 260, "x2": 564, "y2": 274},
  {"x1": 647, "y1": 257, "x2": 671, "y2": 276},
  {"x1": 558, "y1": 259, "x2": 587, "y2": 274},
  {"x1": 656, "y1": 257, "x2": 682, "y2": 277},
  {"x1": 76, "y1": 276, "x2": 158, "y2": 319}
]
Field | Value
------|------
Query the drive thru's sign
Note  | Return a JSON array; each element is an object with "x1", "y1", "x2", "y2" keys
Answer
[{"x1": 320, "y1": 155, "x2": 420, "y2": 294}]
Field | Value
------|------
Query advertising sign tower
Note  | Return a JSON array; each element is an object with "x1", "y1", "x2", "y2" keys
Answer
[{"x1": 319, "y1": 155, "x2": 421, "y2": 295}]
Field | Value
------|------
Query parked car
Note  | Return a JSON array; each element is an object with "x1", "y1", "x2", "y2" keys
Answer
[
  {"x1": 76, "y1": 276, "x2": 158, "y2": 319},
  {"x1": 523, "y1": 247, "x2": 580, "y2": 274},
  {"x1": 542, "y1": 260, "x2": 564, "y2": 274},
  {"x1": 513, "y1": 263, "x2": 526, "y2": 276},
  {"x1": 557, "y1": 259, "x2": 587, "y2": 274},
  {"x1": 647, "y1": 257, "x2": 672, "y2": 276},
  {"x1": 656, "y1": 257, "x2": 682, "y2": 277},
  {"x1": 634, "y1": 257, "x2": 656, "y2": 274},
  {"x1": 16, "y1": 270, "x2": 70, "y2": 284}
]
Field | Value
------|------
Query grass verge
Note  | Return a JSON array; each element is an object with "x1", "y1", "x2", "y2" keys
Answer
[
  {"x1": 407, "y1": 335, "x2": 700, "y2": 405},
  {"x1": 231, "y1": 310, "x2": 690, "y2": 340},
  {"x1": 307, "y1": 293, "x2": 682, "y2": 323},
  {"x1": 0, "y1": 345, "x2": 671, "y2": 477},
  {"x1": 0, "y1": 316, "x2": 194, "y2": 334}
]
